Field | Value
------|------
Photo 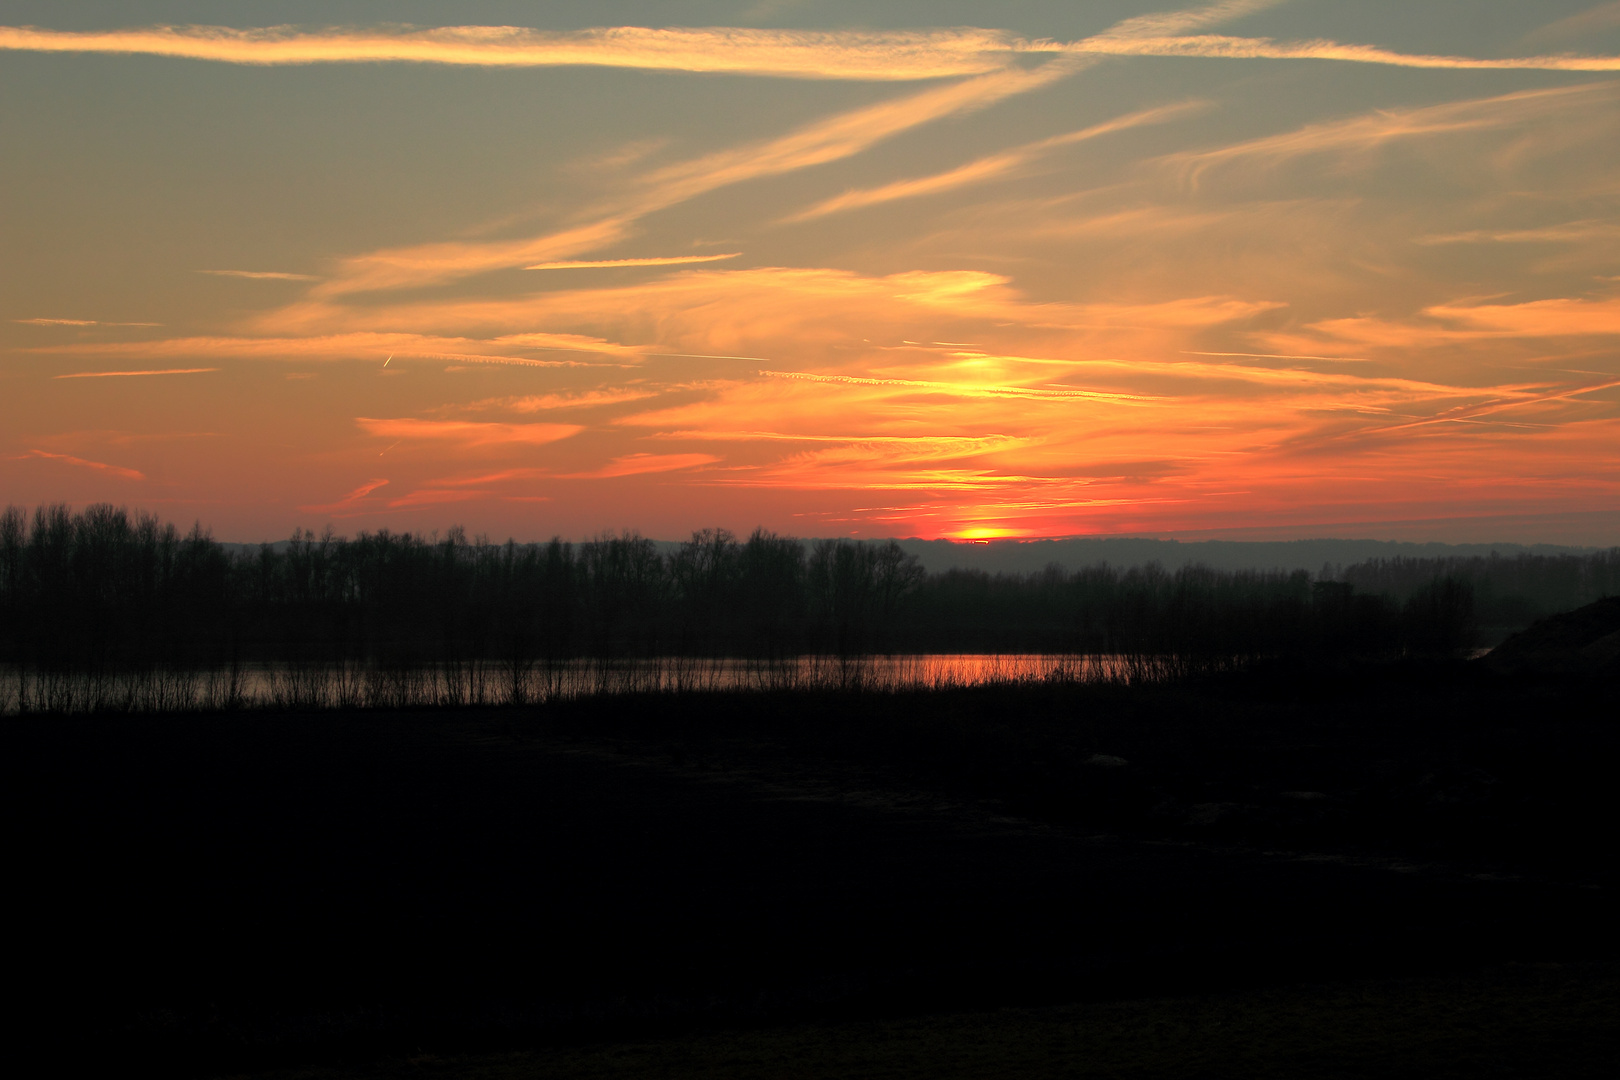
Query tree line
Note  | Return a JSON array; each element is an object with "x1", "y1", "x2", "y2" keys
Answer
[
  {"x1": 1336, "y1": 551, "x2": 1620, "y2": 630},
  {"x1": 4, "y1": 504, "x2": 1613, "y2": 693}
]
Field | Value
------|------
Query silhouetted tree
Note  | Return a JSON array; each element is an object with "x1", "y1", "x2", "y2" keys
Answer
[{"x1": 0, "y1": 502, "x2": 1608, "y2": 711}]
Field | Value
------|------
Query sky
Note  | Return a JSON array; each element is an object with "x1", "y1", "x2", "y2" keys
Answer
[{"x1": 3, "y1": 1, "x2": 1619, "y2": 543}]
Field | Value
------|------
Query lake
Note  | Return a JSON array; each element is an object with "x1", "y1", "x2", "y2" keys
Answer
[{"x1": 2, "y1": 653, "x2": 1188, "y2": 713}]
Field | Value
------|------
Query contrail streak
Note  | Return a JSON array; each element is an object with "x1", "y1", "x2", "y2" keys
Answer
[
  {"x1": 0, "y1": 24, "x2": 1021, "y2": 80},
  {"x1": 54, "y1": 368, "x2": 219, "y2": 378},
  {"x1": 525, "y1": 253, "x2": 741, "y2": 270}
]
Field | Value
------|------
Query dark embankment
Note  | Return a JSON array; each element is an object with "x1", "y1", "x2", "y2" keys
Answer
[
  {"x1": 1487, "y1": 596, "x2": 1620, "y2": 675},
  {"x1": 5, "y1": 661, "x2": 1616, "y2": 1076},
  {"x1": 257, "y1": 967, "x2": 1617, "y2": 1080}
]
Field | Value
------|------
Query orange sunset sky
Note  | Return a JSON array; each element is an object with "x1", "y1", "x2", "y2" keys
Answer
[{"x1": 3, "y1": 1, "x2": 1619, "y2": 543}]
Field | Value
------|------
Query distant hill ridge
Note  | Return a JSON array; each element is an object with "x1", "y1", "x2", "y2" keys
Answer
[
  {"x1": 892, "y1": 537, "x2": 1601, "y2": 575},
  {"x1": 218, "y1": 536, "x2": 1601, "y2": 575}
]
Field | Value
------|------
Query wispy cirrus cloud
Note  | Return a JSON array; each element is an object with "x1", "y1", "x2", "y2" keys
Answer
[
  {"x1": 26, "y1": 330, "x2": 637, "y2": 365},
  {"x1": 198, "y1": 269, "x2": 319, "y2": 281},
  {"x1": 13, "y1": 449, "x2": 144, "y2": 480},
  {"x1": 785, "y1": 101, "x2": 1206, "y2": 222},
  {"x1": 1416, "y1": 221, "x2": 1620, "y2": 245},
  {"x1": 224, "y1": 269, "x2": 1291, "y2": 408},
  {"x1": 354, "y1": 418, "x2": 584, "y2": 447},
  {"x1": 210, "y1": 3, "x2": 1285, "y2": 300},
  {"x1": 19, "y1": 3, "x2": 1609, "y2": 81},
  {"x1": 1051, "y1": 355, "x2": 1518, "y2": 396},
  {"x1": 631, "y1": 58, "x2": 1087, "y2": 207},
  {"x1": 1162, "y1": 82, "x2": 1619, "y2": 183},
  {"x1": 648, "y1": 431, "x2": 1025, "y2": 453},
  {"x1": 480, "y1": 388, "x2": 661, "y2": 412},
  {"x1": 0, "y1": 5, "x2": 1295, "y2": 82},
  {"x1": 562, "y1": 452, "x2": 721, "y2": 478},
  {"x1": 14, "y1": 317, "x2": 162, "y2": 327},
  {"x1": 1430, "y1": 295, "x2": 1620, "y2": 336},
  {"x1": 302, "y1": 479, "x2": 548, "y2": 515},
  {"x1": 1522, "y1": 2, "x2": 1620, "y2": 48},
  {"x1": 1277, "y1": 294, "x2": 1620, "y2": 350},
  {"x1": 730, "y1": 435, "x2": 1042, "y2": 492},
  {"x1": 386, "y1": 488, "x2": 490, "y2": 509},
  {"x1": 297, "y1": 477, "x2": 388, "y2": 514},
  {"x1": 1031, "y1": 295, "x2": 1284, "y2": 329},
  {"x1": 1092, "y1": 0, "x2": 1286, "y2": 39},
  {"x1": 485, "y1": 332, "x2": 646, "y2": 358},
  {"x1": 758, "y1": 369, "x2": 1151, "y2": 403},
  {"x1": 525, "y1": 253, "x2": 741, "y2": 270},
  {"x1": 253, "y1": 268, "x2": 1279, "y2": 362},
  {"x1": 310, "y1": 218, "x2": 635, "y2": 298},
  {"x1": 1337, "y1": 377, "x2": 1620, "y2": 439},
  {"x1": 320, "y1": 468, "x2": 558, "y2": 512},
  {"x1": 0, "y1": 24, "x2": 1025, "y2": 80},
  {"x1": 54, "y1": 368, "x2": 219, "y2": 379},
  {"x1": 1066, "y1": 32, "x2": 1620, "y2": 72},
  {"x1": 311, "y1": 59, "x2": 1087, "y2": 297},
  {"x1": 18, "y1": 2, "x2": 1618, "y2": 538},
  {"x1": 417, "y1": 467, "x2": 551, "y2": 486},
  {"x1": 342, "y1": 478, "x2": 390, "y2": 500}
]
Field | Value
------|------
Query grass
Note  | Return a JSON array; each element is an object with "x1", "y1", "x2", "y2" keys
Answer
[
  {"x1": 7, "y1": 664, "x2": 1616, "y2": 1075},
  {"x1": 244, "y1": 965, "x2": 1617, "y2": 1080}
]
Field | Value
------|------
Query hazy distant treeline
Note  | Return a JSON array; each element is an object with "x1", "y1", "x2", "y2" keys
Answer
[
  {"x1": 4, "y1": 504, "x2": 1615, "y2": 693},
  {"x1": 1336, "y1": 553, "x2": 1620, "y2": 629}
]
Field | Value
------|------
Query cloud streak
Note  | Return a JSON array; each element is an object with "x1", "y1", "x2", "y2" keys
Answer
[
  {"x1": 15, "y1": 317, "x2": 162, "y2": 327},
  {"x1": 228, "y1": 5, "x2": 1289, "y2": 298},
  {"x1": 0, "y1": 7, "x2": 1296, "y2": 82},
  {"x1": 14, "y1": 449, "x2": 144, "y2": 480},
  {"x1": 8, "y1": 12, "x2": 1613, "y2": 84},
  {"x1": 1066, "y1": 33, "x2": 1620, "y2": 71},
  {"x1": 1522, "y1": 2, "x2": 1620, "y2": 48},
  {"x1": 53, "y1": 368, "x2": 220, "y2": 378},
  {"x1": 786, "y1": 101, "x2": 1206, "y2": 221},
  {"x1": 526, "y1": 253, "x2": 741, "y2": 270},
  {"x1": 312, "y1": 219, "x2": 634, "y2": 298},
  {"x1": 489, "y1": 389, "x2": 661, "y2": 412},
  {"x1": 0, "y1": 24, "x2": 1024, "y2": 80},
  {"x1": 312, "y1": 58, "x2": 1088, "y2": 296},
  {"x1": 297, "y1": 477, "x2": 389, "y2": 514},
  {"x1": 15, "y1": 1, "x2": 1618, "y2": 538},
  {"x1": 1093, "y1": 0, "x2": 1287, "y2": 39},
  {"x1": 1162, "y1": 83, "x2": 1618, "y2": 182},
  {"x1": 387, "y1": 488, "x2": 489, "y2": 509},
  {"x1": 1416, "y1": 221, "x2": 1620, "y2": 245},
  {"x1": 27, "y1": 14, "x2": 1597, "y2": 87},
  {"x1": 632, "y1": 59, "x2": 1087, "y2": 206},
  {"x1": 1279, "y1": 295, "x2": 1620, "y2": 350},
  {"x1": 758, "y1": 369, "x2": 1152, "y2": 403},
  {"x1": 27, "y1": 331, "x2": 638, "y2": 365},
  {"x1": 563, "y1": 453, "x2": 721, "y2": 478},
  {"x1": 354, "y1": 418, "x2": 584, "y2": 447},
  {"x1": 198, "y1": 269, "x2": 320, "y2": 281}
]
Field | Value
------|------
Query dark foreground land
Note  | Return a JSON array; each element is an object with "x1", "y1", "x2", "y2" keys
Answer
[{"x1": 6, "y1": 663, "x2": 1618, "y2": 1077}]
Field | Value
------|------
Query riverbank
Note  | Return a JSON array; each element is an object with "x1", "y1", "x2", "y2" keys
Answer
[
  {"x1": 4, "y1": 662, "x2": 1615, "y2": 1074},
  {"x1": 255, "y1": 964, "x2": 1618, "y2": 1080}
]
